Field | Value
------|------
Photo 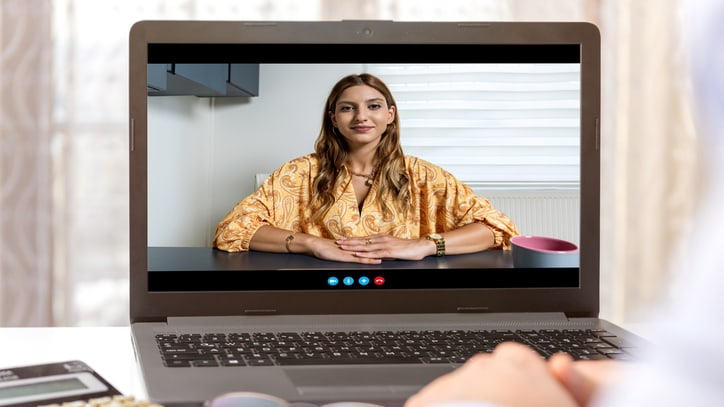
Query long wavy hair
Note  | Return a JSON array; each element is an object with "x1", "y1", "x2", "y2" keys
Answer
[{"x1": 311, "y1": 73, "x2": 411, "y2": 222}]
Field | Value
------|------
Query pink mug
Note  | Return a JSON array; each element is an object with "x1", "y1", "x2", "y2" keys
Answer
[{"x1": 510, "y1": 235, "x2": 579, "y2": 268}]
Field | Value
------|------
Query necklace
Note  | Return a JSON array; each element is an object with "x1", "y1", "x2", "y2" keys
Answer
[{"x1": 348, "y1": 166, "x2": 377, "y2": 186}]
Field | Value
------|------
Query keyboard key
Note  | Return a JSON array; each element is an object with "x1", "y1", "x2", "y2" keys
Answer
[
  {"x1": 193, "y1": 359, "x2": 219, "y2": 367},
  {"x1": 164, "y1": 360, "x2": 191, "y2": 367}
]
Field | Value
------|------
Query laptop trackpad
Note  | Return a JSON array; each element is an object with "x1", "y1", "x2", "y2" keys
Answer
[{"x1": 286, "y1": 366, "x2": 454, "y2": 395}]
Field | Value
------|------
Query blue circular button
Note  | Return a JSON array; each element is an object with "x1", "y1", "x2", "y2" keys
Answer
[
  {"x1": 327, "y1": 277, "x2": 339, "y2": 286},
  {"x1": 358, "y1": 276, "x2": 370, "y2": 286},
  {"x1": 343, "y1": 276, "x2": 355, "y2": 286}
]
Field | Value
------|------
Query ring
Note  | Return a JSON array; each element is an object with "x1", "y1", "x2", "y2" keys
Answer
[{"x1": 365, "y1": 238, "x2": 372, "y2": 245}]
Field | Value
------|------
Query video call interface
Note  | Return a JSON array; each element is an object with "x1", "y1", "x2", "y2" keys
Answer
[{"x1": 145, "y1": 43, "x2": 583, "y2": 291}]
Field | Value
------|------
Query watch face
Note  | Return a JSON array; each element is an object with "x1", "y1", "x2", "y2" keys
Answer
[{"x1": 429, "y1": 233, "x2": 443, "y2": 240}]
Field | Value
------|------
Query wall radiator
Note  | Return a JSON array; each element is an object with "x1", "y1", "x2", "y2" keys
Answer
[{"x1": 479, "y1": 189, "x2": 580, "y2": 245}]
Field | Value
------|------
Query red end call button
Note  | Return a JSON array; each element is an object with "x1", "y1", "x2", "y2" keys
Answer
[{"x1": 373, "y1": 276, "x2": 385, "y2": 286}]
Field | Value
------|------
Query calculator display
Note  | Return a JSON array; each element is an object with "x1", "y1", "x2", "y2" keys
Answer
[
  {"x1": 0, "y1": 361, "x2": 119, "y2": 407},
  {"x1": 0, "y1": 377, "x2": 87, "y2": 400}
]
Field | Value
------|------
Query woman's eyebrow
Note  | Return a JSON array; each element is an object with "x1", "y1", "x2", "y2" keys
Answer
[{"x1": 337, "y1": 98, "x2": 385, "y2": 105}]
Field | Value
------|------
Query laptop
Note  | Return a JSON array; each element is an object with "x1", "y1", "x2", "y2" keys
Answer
[{"x1": 129, "y1": 20, "x2": 640, "y2": 407}]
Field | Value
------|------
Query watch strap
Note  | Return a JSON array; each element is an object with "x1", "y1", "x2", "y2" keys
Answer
[{"x1": 426, "y1": 234, "x2": 445, "y2": 256}]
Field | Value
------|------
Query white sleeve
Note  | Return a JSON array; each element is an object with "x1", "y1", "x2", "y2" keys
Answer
[
  {"x1": 590, "y1": 2, "x2": 724, "y2": 406},
  {"x1": 590, "y1": 200, "x2": 724, "y2": 405},
  {"x1": 591, "y1": 183, "x2": 724, "y2": 403}
]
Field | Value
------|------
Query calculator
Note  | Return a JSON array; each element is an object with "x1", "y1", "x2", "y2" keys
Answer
[{"x1": 0, "y1": 360, "x2": 162, "y2": 407}]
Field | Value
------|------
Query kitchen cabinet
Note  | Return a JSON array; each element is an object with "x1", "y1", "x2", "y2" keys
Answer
[{"x1": 147, "y1": 64, "x2": 258, "y2": 97}]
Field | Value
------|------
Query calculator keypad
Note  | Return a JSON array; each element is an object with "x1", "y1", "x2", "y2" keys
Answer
[{"x1": 38, "y1": 395, "x2": 163, "y2": 407}]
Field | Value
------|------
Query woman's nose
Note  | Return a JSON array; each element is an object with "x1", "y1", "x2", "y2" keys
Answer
[{"x1": 353, "y1": 108, "x2": 368, "y2": 121}]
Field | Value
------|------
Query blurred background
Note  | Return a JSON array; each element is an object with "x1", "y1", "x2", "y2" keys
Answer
[{"x1": 0, "y1": 0, "x2": 698, "y2": 327}]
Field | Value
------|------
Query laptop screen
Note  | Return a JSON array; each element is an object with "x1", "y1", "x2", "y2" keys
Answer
[{"x1": 130, "y1": 21, "x2": 600, "y2": 319}]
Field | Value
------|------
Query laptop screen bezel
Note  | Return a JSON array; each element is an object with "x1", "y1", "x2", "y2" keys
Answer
[{"x1": 129, "y1": 20, "x2": 600, "y2": 323}]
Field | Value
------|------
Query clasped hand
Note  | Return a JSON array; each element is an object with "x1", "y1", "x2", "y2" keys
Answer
[{"x1": 310, "y1": 234, "x2": 432, "y2": 264}]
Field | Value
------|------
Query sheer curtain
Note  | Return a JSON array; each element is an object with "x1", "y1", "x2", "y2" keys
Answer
[
  {"x1": 0, "y1": 0, "x2": 54, "y2": 326},
  {"x1": 597, "y1": 0, "x2": 699, "y2": 323},
  {"x1": 0, "y1": 0, "x2": 698, "y2": 326}
]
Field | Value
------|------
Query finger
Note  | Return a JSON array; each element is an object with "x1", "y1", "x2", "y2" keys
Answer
[
  {"x1": 494, "y1": 342, "x2": 544, "y2": 366},
  {"x1": 548, "y1": 353, "x2": 600, "y2": 406},
  {"x1": 548, "y1": 352, "x2": 574, "y2": 382},
  {"x1": 350, "y1": 257, "x2": 382, "y2": 264},
  {"x1": 333, "y1": 251, "x2": 382, "y2": 264},
  {"x1": 366, "y1": 234, "x2": 388, "y2": 240},
  {"x1": 352, "y1": 250, "x2": 387, "y2": 260},
  {"x1": 337, "y1": 237, "x2": 376, "y2": 246},
  {"x1": 336, "y1": 239, "x2": 367, "y2": 249},
  {"x1": 337, "y1": 243, "x2": 377, "y2": 253},
  {"x1": 337, "y1": 248, "x2": 382, "y2": 262},
  {"x1": 340, "y1": 238, "x2": 387, "y2": 253}
]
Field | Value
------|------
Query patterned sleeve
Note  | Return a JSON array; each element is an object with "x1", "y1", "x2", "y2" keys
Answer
[
  {"x1": 213, "y1": 173, "x2": 277, "y2": 252},
  {"x1": 213, "y1": 155, "x2": 316, "y2": 252},
  {"x1": 411, "y1": 157, "x2": 519, "y2": 249},
  {"x1": 451, "y1": 177, "x2": 519, "y2": 250}
]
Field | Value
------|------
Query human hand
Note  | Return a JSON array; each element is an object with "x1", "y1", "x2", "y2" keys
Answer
[
  {"x1": 405, "y1": 342, "x2": 578, "y2": 407},
  {"x1": 547, "y1": 352, "x2": 621, "y2": 406},
  {"x1": 336, "y1": 234, "x2": 432, "y2": 260},
  {"x1": 305, "y1": 235, "x2": 383, "y2": 264}
]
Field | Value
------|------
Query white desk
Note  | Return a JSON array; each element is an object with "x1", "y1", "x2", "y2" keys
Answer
[{"x1": 0, "y1": 327, "x2": 146, "y2": 398}]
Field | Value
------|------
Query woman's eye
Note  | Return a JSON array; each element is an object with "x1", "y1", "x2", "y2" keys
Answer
[
  {"x1": 339, "y1": 105, "x2": 353, "y2": 112},
  {"x1": 369, "y1": 104, "x2": 382, "y2": 110}
]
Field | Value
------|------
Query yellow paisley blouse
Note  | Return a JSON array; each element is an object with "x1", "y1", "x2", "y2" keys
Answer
[{"x1": 213, "y1": 154, "x2": 519, "y2": 251}]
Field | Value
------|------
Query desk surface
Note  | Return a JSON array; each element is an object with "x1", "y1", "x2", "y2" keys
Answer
[
  {"x1": 0, "y1": 327, "x2": 145, "y2": 398},
  {"x1": 147, "y1": 247, "x2": 554, "y2": 291},
  {"x1": 148, "y1": 246, "x2": 513, "y2": 271},
  {"x1": 146, "y1": 247, "x2": 582, "y2": 291}
]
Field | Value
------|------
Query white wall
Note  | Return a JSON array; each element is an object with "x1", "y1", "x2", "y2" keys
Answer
[{"x1": 148, "y1": 64, "x2": 363, "y2": 246}]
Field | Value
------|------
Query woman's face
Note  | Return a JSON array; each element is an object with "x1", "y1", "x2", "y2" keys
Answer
[{"x1": 329, "y1": 85, "x2": 396, "y2": 150}]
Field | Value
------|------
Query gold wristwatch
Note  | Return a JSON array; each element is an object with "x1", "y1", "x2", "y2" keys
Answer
[{"x1": 426, "y1": 233, "x2": 446, "y2": 256}]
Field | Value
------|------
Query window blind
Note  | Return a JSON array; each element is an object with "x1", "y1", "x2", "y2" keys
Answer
[{"x1": 366, "y1": 64, "x2": 581, "y2": 190}]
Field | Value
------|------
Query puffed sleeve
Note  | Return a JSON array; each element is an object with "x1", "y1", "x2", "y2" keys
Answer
[
  {"x1": 213, "y1": 173, "x2": 278, "y2": 252},
  {"x1": 410, "y1": 156, "x2": 519, "y2": 249},
  {"x1": 213, "y1": 155, "x2": 316, "y2": 252},
  {"x1": 448, "y1": 176, "x2": 519, "y2": 250}
]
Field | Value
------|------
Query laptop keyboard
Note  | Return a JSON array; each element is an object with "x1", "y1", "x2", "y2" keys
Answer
[{"x1": 155, "y1": 328, "x2": 636, "y2": 367}]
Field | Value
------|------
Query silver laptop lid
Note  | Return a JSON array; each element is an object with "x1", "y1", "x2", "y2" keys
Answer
[{"x1": 129, "y1": 20, "x2": 600, "y2": 323}]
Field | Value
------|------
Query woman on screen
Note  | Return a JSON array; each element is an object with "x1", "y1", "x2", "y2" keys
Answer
[{"x1": 213, "y1": 73, "x2": 518, "y2": 264}]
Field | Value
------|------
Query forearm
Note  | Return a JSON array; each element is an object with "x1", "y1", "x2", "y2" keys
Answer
[
  {"x1": 436, "y1": 223, "x2": 495, "y2": 255},
  {"x1": 248, "y1": 225, "x2": 295, "y2": 253},
  {"x1": 249, "y1": 225, "x2": 321, "y2": 255}
]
